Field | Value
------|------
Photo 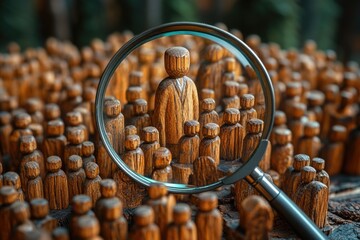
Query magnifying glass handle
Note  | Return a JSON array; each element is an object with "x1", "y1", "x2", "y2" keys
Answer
[{"x1": 246, "y1": 167, "x2": 328, "y2": 240}]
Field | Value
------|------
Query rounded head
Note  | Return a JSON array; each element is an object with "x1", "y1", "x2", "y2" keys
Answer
[
  {"x1": 223, "y1": 81, "x2": 239, "y2": 97},
  {"x1": 274, "y1": 111, "x2": 287, "y2": 126},
  {"x1": 65, "y1": 111, "x2": 83, "y2": 126},
  {"x1": 293, "y1": 154, "x2": 310, "y2": 170},
  {"x1": 291, "y1": 103, "x2": 306, "y2": 118},
  {"x1": 30, "y1": 198, "x2": 49, "y2": 219},
  {"x1": 323, "y1": 84, "x2": 339, "y2": 102},
  {"x1": 148, "y1": 183, "x2": 168, "y2": 199},
  {"x1": 238, "y1": 83, "x2": 249, "y2": 96},
  {"x1": 274, "y1": 128, "x2": 292, "y2": 144},
  {"x1": 25, "y1": 98, "x2": 42, "y2": 113},
  {"x1": 125, "y1": 125, "x2": 137, "y2": 136},
  {"x1": 75, "y1": 215, "x2": 99, "y2": 238},
  {"x1": 20, "y1": 135, "x2": 37, "y2": 153},
  {"x1": 240, "y1": 94, "x2": 255, "y2": 109},
  {"x1": 72, "y1": 194, "x2": 92, "y2": 214},
  {"x1": 45, "y1": 103, "x2": 61, "y2": 120},
  {"x1": 3, "y1": 171, "x2": 21, "y2": 189},
  {"x1": 307, "y1": 91, "x2": 325, "y2": 107},
  {"x1": 46, "y1": 119, "x2": 64, "y2": 136},
  {"x1": 201, "y1": 98, "x2": 216, "y2": 112},
  {"x1": 67, "y1": 155, "x2": 83, "y2": 171},
  {"x1": 66, "y1": 84, "x2": 82, "y2": 98},
  {"x1": 164, "y1": 47, "x2": 190, "y2": 78},
  {"x1": 204, "y1": 44, "x2": 224, "y2": 62},
  {"x1": 67, "y1": 127, "x2": 85, "y2": 144},
  {"x1": 173, "y1": 203, "x2": 191, "y2": 224},
  {"x1": 153, "y1": 147, "x2": 172, "y2": 169},
  {"x1": 0, "y1": 186, "x2": 18, "y2": 204},
  {"x1": 300, "y1": 166, "x2": 316, "y2": 184},
  {"x1": 184, "y1": 120, "x2": 200, "y2": 136},
  {"x1": 0, "y1": 111, "x2": 11, "y2": 125},
  {"x1": 198, "y1": 192, "x2": 218, "y2": 212},
  {"x1": 304, "y1": 121, "x2": 320, "y2": 137},
  {"x1": 100, "y1": 179, "x2": 117, "y2": 198},
  {"x1": 83, "y1": 87, "x2": 96, "y2": 102},
  {"x1": 46, "y1": 156, "x2": 62, "y2": 172},
  {"x1": 200, "y1": 89, "x2": 215, "y2": 100},
  {"x1": 202, "y1": 123, "x2": 220, "y2": 138},
  {"x1": 133, "y1": 205, "x2": 154, "y2": 226},
  {"x1": 11, "y1": 201, "x2": 30, "y2": 223},
  {"x1": 133, "y1": 99, "x2": 148, "y2": 115},
  {"x1": 224, "y1": 57, "x2": 236, "y2": 71},
  {"x1": 14, "y1": 112, "x2": 31, "y2": 128},
  {"x1": 129, "y1": 71, "x2": 144, "y2": 86},
  {"x1": 311, "y1": 158, "x2": 325, "y2": 171},
  {"x1": 340, "y1": 91, "x2": 354, "y2": 106},
  {"x1": 285, "y1": 82, "x2": 302, "y2": 97},
  {"x1": 25, "y1": 161, "x2": 40, "y2": 179},
  {"x1": 126, "y1": 86, "x2": 142, "y2": 102},
  {"x1": 141, "y1": 126, "x2": 159, "y2": 142},
  {"x1": 224, "y1": 108, "x2": 241, "y2": 124},
  {"x1": 125, "y1": 134, "x2": 141, "y2": 150},
  {"x1": 82, "y1": 141, "x2": 95, "y2": 156},
  {"x1": 104, "y1": 99, "x2": 121, "y2": 117},
  {"x1": 329, "y1": 125, "x2": 347, "y2": 142},
  {"x1": 246, "y1": 118, "x2": 264, "y2": 133},
  {"x1": 102, "y1": 198, "x2": 123, "y2": 220},
  {"x1": 84, "y1": 162, "x2": 99, "y2": 179}
]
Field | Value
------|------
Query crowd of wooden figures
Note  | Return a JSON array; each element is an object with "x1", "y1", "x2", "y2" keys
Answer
[{"x1": 0, "y1": 24, "x2": 359, "y2": 239}]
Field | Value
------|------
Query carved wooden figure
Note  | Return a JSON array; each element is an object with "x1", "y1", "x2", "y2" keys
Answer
[
  {"x1": 311, "y1": 158, "x2": 330, "y2": 188},
  {"x1": 83, "y1": 162, "x2": 102, "y2": 207},
  {"x1": 129, "y1": 205, "x2": 160, "y2": 240},
  {"x1": 294, "y1": 166, "x2": 328, "y2": 228},
  {"x1": 123, "y1": 86, "x2": 143, "y2": 124},
  {"x1": 152, "y1": 147, "x2": 172, "y2": 182},
  {"x1": 320, "y1": 84, "x2": 339, "y2": 139},
  {"x1": 129, "y1": 99, "x2": 151, "y2": 134},
  {"x1": 0, "y1": 186, "x2": 18, "y2": 240},
  {"x1": 147, "y1": 183, "x2": 176, "y2": 239},
  {"x1": 200, "y1": 88, "x2": 215, "y2": 101},
  {"x1": 239, "y1": 94, "x2": 257, "y2": 129},
  {"x1": 221, "y1": 81, "x2": 240, "y2": 111},
  {"x1": 220, "y1": 108, "x2": 245, "y2": 161},
  {"x1": 140, "y1": 126, "x2": 160, "y2": 177},
  {"x1": 306, "y1": 91, "x2": 325, "y2": 124},
  {"x1": 30, "y1": 198, "x2": 57, "y2": 232},
  {"x1": 3, "y1": 171, "x2": 24, "y2": 201},
  {"x1": 125, "y1": 125, "x2": 138, "y2": 136},
  {"x1": 10, "y1": 201, "x2": 36, "y2": 239},
  {"x1": 199, "y1": 123, "x2": 220, "y2": 165},
  {"x1": 193, "y1": 156, "x2": 218, "y2": 186},
  {"x1": 0, "y1": 111, "x2": 12, "y2": 163},
  {"x1": 199, "y1": 98, "x2": 219, "y2": 139},
  {"x1": 153, "y1": 46, "x2": 199, "y2": 157},
  {"x1": 67, "y1": 155, "x2": 86, "y2": 200},
  {"x1": 195, "y1": 192, "x2": 222, "y2": 240},
  {"x1": 60, "y1": 84, "x2": 82, "y2": 119},
  {"x1": 288, "y1": 103, "x2": 307, "y2": 153},
  {"x1": 25, "y1": 98, "x2": 44, "y2": 124},
  {"x1": 65, "y1": 111, "x2": 88, "y2": 141},
  {"x1": 82, "y1": 141, "x2": 96, "y2": 166},
  {"x1": 166, "y1": 203, "x2": 197, "y2": 240},
  {"x1": 238, "y1": 195, "x2": 273, "y2": 240},
  {"x1": 281, "y1": 81, "x2": 302, "y2": 118},
  {"x1": 129, "y1": 71, "x2": 148, "y2": 101},
  {"x1": 72, "y1": 215, "x2": 101, "y2": 240},
  {"x1": 44, "y1": 103, "x2": 61, "y2": 131},
  {"x1": 270, "y1": 111, "x2": 287, "y2": 145},
  {"x1": 297, "y1": 121, "x2": 321, "y2": 159},
  {"x1": 330, "y1": 91, "x2": 357, "y2": 134},
  {"x1": 42, "y1": 119, "x2": 67, "y2": 161},
  {"x1": 95, "y1": 179, "x2": 117, "y2": 219},
  {"x1": 70, "y1": 194, "x2": 95, "y2": 238},
  {"x1": 64, "y1": 127, "x2": 85, "y2": 170},
  {"x1": 96, "y1": 132, "x2": 116, "y2": 178},
  {"x1": 24, "y1": 161, "x2": 43, "y2": 201},
  {"x1": 29, "y1": 123, "x2": 44, "y2": 153},
  {"x1": 44, "y1": 156, "x2": 69, "y2": 210},
  {"x1": 343, "y1": 113, "x2": 360, "y2": 175},
  {"x1": 282, "y1": 154, "x2": 310, "y2": 199}
]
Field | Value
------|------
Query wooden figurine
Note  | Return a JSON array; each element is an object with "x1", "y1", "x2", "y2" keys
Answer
[
  {"x1": 0, "y1": 111, "x2": 12, "y2": 164},
  {"x1": 104, "y1": 98, "x2": 125, "y2": 155},
  {"x1": 311, "y1": 158, "x2": 330, "y2": 188},
  {"x1": 95, "y1": 179, "x2": 118, "y2": 219},
  {"x1": 270, "y1": 128, "x2": 293, "y2": 186},
  {"x1": 288, "y1": 102, "x2": 307, "y2": 153},
  {"x1": 82, "y1": 141, "x2": 96, "y2": 166},
  {"x1": 343, "y1": 113, "x2": 360, "y2": 175},
  {"x1": 200, "y1": 89, "x2": 215, "y2": 101},
  {"x1": 199, "y1": 98, "x2": 219, "y2": 139},
  {"x1": 123, "y1": 86, "x2": 143, "y2": 124},
  {"x1": 330, "y1": 91, "x2": 357, "y2": 134},
  {"x1": 152, "y1": 147, "x2": 172, "y2": 182},
  {"x1": 52, "y1": 227, "x2": 70, "y2": 240},
  {"x1": 44, "y1": 156, "x2": 69, "y2": 210},
  {"x1": 166, "y1": 203, "x2": 197, "y2": 240},
  {"x1": 320, "y1": 84, "x2": 339, "y2": 139},
  {"x1": 29, "y1": 123, "x2": 44, "y2": 153},
  {"x1": 282, "y1": 154, "x2": 310, "y2": 199},
  {"x1": 24, "y1": 161, "x2": 43, "y2": 201},
  {"x1": 220, "y1": 108, "x2": 245, "y2": 161},
  {"x1": 147, "y1": 183, "x2": 176, "y2": 239},
  {"x1": 129, "y1": 205, "x2": 160, "y2": 240},
  {"x1": 129, "y1": 71, "x2": 148, "y2": 101},
  {"x1": 65, "y1": 111, "x2": 88, "y2": 141},
  {"x1": 67, "y1": 154, "x2": 86, "y2": 200},
  {"x1": 294, "y1": 166, "x2": 328, "y2": 228},
  {"x1": 10, "y1": 201, "x2": 36, "y2": 239},
  {"x1": 319, "y1": 125, "x2": 346, "y2": 176},
  {"x1": 199, "y1": 123, "x2": 220, "y2": 165},
  {"x1": 96, "y1": 132, "x2": 116, "y2": 178},
  {"x1": 270, "y1": 110, "x2": 287, "y2": 144},
  {"x1": 281, "y1": 81, "x2": 302, "y2": 118},
  {"x1": 221, "y1": 57, "x2": 237, "y2": 84},
  {"x1": 297, "y1": 121, "x2": 321, "y2": 159},
  {"x1": 195, "y1": 192, "x2": 222, "y2": 240},
  {"x1": 193, "y1": 156, "x2": 218, "y2": 186},
  {"x1": 83, "y1": 162, "x2": 102, "y2": 207},
  {"x1": 221, "y1": 81, "x2": 240, "y2": 111},
  {"x1": 306, "y1": 91, "x2": 325, "y2": 124},
  {"x1": 140, "y1": 126, "x2": 160, "y2": 177},
  {"x1": 129, "y1": 99, "x2": 151, "y2": 134},
  {"x1": 70, "y1": 194, "x2": 95, "y2": 238},
  {"x1": 30, "y1": 198, "x2": 57, "y2": 232},
  {"x1": 0, "y1": 186, "x2": 18, "y2": 240},
  {"x1": 239, "y1": 94, "x2": 257, "y2": 129},
  {"x1": 125, "y1": 125, "x2": 138, "y2": 136},
  {"x1": 44, "y1": 103, "x2": 61, "y2": 131},
  {"x1": 72, "y1": 215, "x2": 101, "y2": 240},
  {"x1": 60, "y1": 84, "x2": 82, "y2": 119},
  {"x1": 79, "y1": 87, "x2": 97, "y2": 137},
  {"x1": 153, "y1": 46, "x2": 199, "y2": 157},
  {"x1": 3, "y1": 171, "x2": 24, "y2": 201},
  {"x1": 196, "y1": 44, "x2": 224, "y2": 104},
  {"x1": 122, "y1": 134, "x2": 145, "y2": 174},
  {"x1": 25, "y1": 98, "x2": 44, "y2": 124},
  {"x1": 64, "y1": 127, "x2": 85, "y2": 170},
  {"x1": 238, "y1": 195, "x2": 273, "y2": 240},
  {"x1": 42, "y1": 119, "x2": 67, "y2": 161}
]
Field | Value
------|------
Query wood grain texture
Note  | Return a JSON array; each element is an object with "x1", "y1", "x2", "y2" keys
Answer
[
  {"x1": 199, "y1": 98, "x2": 219, "y2": 140},
  {"x1": 30, "y1": 198, "x2": 57, "y2": 232},
  {"x1": 83, "y1": 162, "x2": 102, "y2": 207},
  {"x1": 129, "y1": 206, "x2": 160, "y2": 240},
  {"x1": 24, "y1": 161, "x2": 44, "y2": 201},
  {"x1": 140, "y1": 126, "x2": 160, "y2": 177},
  {"x1": 199, "y1": 123, "x2": 220, "y2": 165},
  {"x1": 166, "y1": 203, "x2": 197, "y2": 240}
]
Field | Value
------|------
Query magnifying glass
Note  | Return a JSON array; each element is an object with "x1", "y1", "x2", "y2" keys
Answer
[{"x1": 95, "y1": 22, "x2": 327, "y2": 239}]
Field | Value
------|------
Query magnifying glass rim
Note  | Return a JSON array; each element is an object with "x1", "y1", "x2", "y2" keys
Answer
[{"x1": 95, "y1": 22, "x2": 275, "y2": 194}]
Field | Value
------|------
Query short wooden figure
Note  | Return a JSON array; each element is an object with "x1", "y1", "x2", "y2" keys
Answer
[
  {"x1": 83, "y1": 162, "x2": 102, "y2": 207},
  {"x1": 64, "y1": 126, "x2": 85, "y2": 170},
  {"x1": 221, "y1": 81, "x2": 240, "y2": 111},
  {"x1": 311, "y1": 158, "x2": 330, "y2": 188},
  {"x1": 65, "y1": 111, "x2": 88, "y2": 141},
  {"x1": 60, "y1": 84, "x2": 82, "y2": 119},
  {"x1": 70, "y1": 194, "x2": 95, "y2": 238},
  {"x1": 30, "y1": 198, "x2": 57, "y2": 232},
  {"x1": 288, "y1": 102, "x2": 307, "y2": 153},
  {"x1": 3, "y1": 171, "x2": 24, "y2": 201},
  {"x1": 193, "y1": 156, "x2": 218, "y2": 186},
  {"x1": 0, "y1": 186, "x2": 18, "y2": 240},
  {"x1": 125, "y1": 125, "x2": 138, "y2": 136},
  {"x1": 199, "y1": 98, "x2": 219, "y2": 140},
  {"x1": 24, "y1": 161, "x2": 43, "y2": 201},
  {"x1": 239, "y1": 94, "x2": 257, "y2": 129},
  {"x1": 72, "y1": 215, "x2": 101, "y2": 240},
  {"x1": 95, "y1": 179, "x2": 118, "y2": 220},
  {"x1": 129, "y1": 99, "x2": 151, "y2": 134},
  {"x1": 152, "y1": 147, "x2": 172, "y2": 182},
  {"x1": 67, "y1": 155, "x2": 86, "y2": 200},
  {"x1": 129, "y1": 205, "x2": 160, "y2": 240},
  {"x1": 270, "y1": 110, "x2": 287, "y2": 144},
  {"x1": 0, "y1": 111, "x2": 12, "y2": 163},
  {"x1": 10, "y1": 201, "x2": 36, "y2": 239},
  {"x1": 140, "y1": 126, "x2": 160, "y2": 177},
  {"x1": 42, "y1": 119, "x2": 67, "y2": 161},
  {"x1": 82, "y1": 141, "x2": 96, "y2": 166},
  {"x1": 199, "y1": 123, "x2": 220, "y2": 165},
  {"x1": 166, "y1": 203, "x2": 197, "y2": 240},
  {"x1": 297, "y1": 121, "x2": 321, "y2": 159},
  {"x1": 96, "y1": 132, "x2": 116, "y2": 178},
  {"x1": 200, "y1": 88, "x2": 215, "y2": 101},
  {"x1": 123, "y1": 86, "x2": 143, "y2": 124}
]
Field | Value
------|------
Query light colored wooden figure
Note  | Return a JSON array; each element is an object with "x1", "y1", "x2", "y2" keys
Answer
[
  {"x1": 153, "y1": 46, "x2": 199, "y2": 158},
  {"x1": 0, "y1": 111, "x2": 12, "y2": 162},
  {"x1": 96, "y1": 132, "x2": 116, "y2": 178},
  {"x1": 67, "y1": 155, "x2": 86, "y2": 200},
  {"x1": 24, "y1": 161, "x2": 43, "y2": 201},
  {"x1": 270, "y1": 128, "x2": 293, "y2": 186},
  {"x1": 64, "y1": 127, "x2": 85, "y2": 171},
  {"x1": 44, "y1": 156, "x2": 69, "y2": 209},
  {"x1": 343, "y1": 113, "x2": 360, "y2": 175},
  {"x1": 193, "y1": 156, "x2": 218, "y2": 186},
  {"x1": 281, "y1": 81, "x2": 302, "y2": 118},
  {"x1": 72, "y1": 215, "x2": 101, "y2": 240},
  {"x1": 0, "y1": 186, "x2": 18, "y2": 240},
  {"x1": 129, "y1": 205, "x2": 160, "y2": 240},
  {"x1": 129, "y1": 70, "x2": 148, "y2": 101},
  {"x1": 44, "y1": 103, "x2": 61, "y2": 131},
  {"x1": 306, "y1": 91, "x2": 325, "y2": 124},
  {"x1": 60, "y1": 84, "x2": 82, "y2": 120},
  {"x1": 123, "y1": 86, "x2": 143, "y2": 125},
  {"x1": 140, "y1": 126, "x2": 160, "y2": 177},
  {"x1": 10, "y1": 201, "x2": 36, "y2": 239},
  {"x1": 65, "y1": 111, "x2": 89, "y2": 141},
  {"x1": 282, "y1": 154, "x2": 310, "y2": 199},
  {"x1": 42, "y1": 119, "x2": 67, "y2": 161},
  {"x1": 83, "y1": 162, "x2": 102, "y2": 207},
  {"x1": 239, "y1": 94, "x2": 257, "y2": 129},
  {"x1": 297, "y1": 121, "x2": 321, "y2": 159},
  {"x1": 294, "y1": 166, "x2": 328, "y2": 228},
  {"x1": 70, "y1": 194, "x2": 95, "y2": 238},
  {"x1": 221, "y1": 81, "x2": 240, "y2": 110},
  {"x1": 166, "y1": 203, "x2": 197, "y2": 240},
  {"x1": 82, "y1": 141, "x2": 96, "y2": 166},
  {"x1": 196, "y1": 44, "x2": 224, "y2": 104},
  {"x1": 199, "y1": 123, "x2": 220, "y2": 165},
  {"x1": 152, "y1": 147, "x2": 172, "y2": 182},
  {"x1": 129, "y1": 99, "x2": 151, "y2": 134},
  {"x1": 3, "y1": 171, "x2": 24, "y2": 201},
  {"x1": 104, "y1": 98, "x2": 125, "y2": 155},
  {"x1": 200, "y1": 88, "x2": 215, "y2": 101},
  {"x1": 125, "y1": 125, "x2": 138, "y2": 136},
  {"x1": 78, "y1": 87, "x2": 97, "y2": 137},
  {"x1": 311, "y1": 158, "x2": 330, "y2": 188},
  {"x1": 221, "y1": 57, "x2": 237, "y2": 84},
  {"x1": 122, "y1": 134, "x2": 145, "y2": 175},
  {"x1": 30, "y1": 198, "x2": 57, "y2": 232},
  {"x1": 147, "y1": 183, "x2": 176, "y2": 239},
  {"x1": 199, "y1": 98, "x2": 219, "y2": 140},
  {"x1": 288, "y1": 102, "x2": 307, "y2": 154},
  {"x1": 220, "y1": 108, "x2": 244, "y2": 161},
  {"x1": 195, "y1": 192, "x2": 222, "y2": 240},
  {"x1": 270, "y1": 111, "x2": 287, "y2": 145},
  {"x1": 238, "y1": 195, "x2": 273, "y2": 240}
]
